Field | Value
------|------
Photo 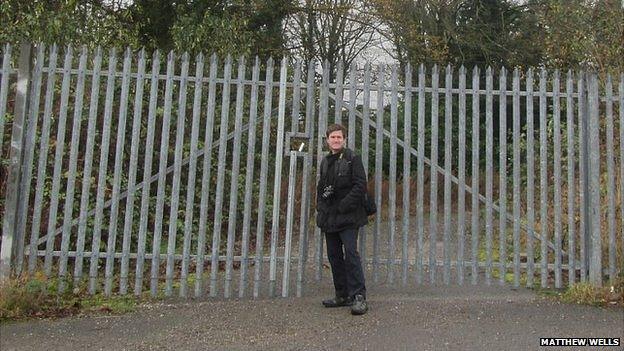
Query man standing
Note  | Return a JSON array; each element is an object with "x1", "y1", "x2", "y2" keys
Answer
[{"x1": 316, "y1": 124, "x2": 369, "y2": 315}]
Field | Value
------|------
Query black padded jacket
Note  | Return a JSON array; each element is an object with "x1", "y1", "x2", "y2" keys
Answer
[{"x1": 316, "y1": 148, "x2": 368, "y2": 233}]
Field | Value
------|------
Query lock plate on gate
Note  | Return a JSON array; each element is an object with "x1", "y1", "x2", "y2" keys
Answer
[{"x1": 284, "y1": 131, "x2": 310, "y2": 157}]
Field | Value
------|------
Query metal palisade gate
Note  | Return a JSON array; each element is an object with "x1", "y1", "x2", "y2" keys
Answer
[{"x1": 0, "y1": 43, "x2": 622, "y2": 299}]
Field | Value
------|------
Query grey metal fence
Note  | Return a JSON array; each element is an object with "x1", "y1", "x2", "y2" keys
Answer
[{"x1": 0, "y1": 43, "x2": 622, "y2": 299}]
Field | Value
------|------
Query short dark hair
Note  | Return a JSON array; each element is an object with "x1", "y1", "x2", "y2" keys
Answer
[{"x1": 326, "y1": 123, "x2": 347, "y2": 138}]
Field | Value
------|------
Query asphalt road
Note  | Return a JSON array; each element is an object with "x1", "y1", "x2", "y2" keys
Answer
[{"x1": 1, "y1": 282, "x2": 622, "y2": 351}]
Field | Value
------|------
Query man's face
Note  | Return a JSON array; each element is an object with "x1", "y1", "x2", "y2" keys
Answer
[{"x1": 327, "y1": 130, "x2": 345, "y2": 153}]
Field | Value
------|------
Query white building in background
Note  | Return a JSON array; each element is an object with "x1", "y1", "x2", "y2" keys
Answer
[{"x1": 341, "y1": 30, "x2": 398, "y2": 110}]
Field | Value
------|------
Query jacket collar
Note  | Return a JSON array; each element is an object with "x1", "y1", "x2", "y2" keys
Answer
[{"x1": 327, "y1": 147, "x2": 349, "y2": 158}]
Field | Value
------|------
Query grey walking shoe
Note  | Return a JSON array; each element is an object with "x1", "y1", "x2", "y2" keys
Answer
[
  {"x1": 350, "y1": 294, "x2": 368, "y2": 315},
  {"x1": 322, "y1": 296, "x2": 353, "y2": 308}
]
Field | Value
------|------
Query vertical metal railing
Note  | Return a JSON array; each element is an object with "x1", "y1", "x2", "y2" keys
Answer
[{"x1": 0, "y1": 43, "x2": 621, "y2": 297}]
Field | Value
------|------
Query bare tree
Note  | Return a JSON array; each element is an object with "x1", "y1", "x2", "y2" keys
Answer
[{"x1": 285, "y1": 0, "x2": 380, "y2": 80}]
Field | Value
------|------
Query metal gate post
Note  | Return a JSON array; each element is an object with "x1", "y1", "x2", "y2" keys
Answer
[
  {"x1": 587, "y1": 72, "x2": 602, "y2": 286},
  {"x1": 15, "y1": 44, "x2": 44, "y2": 275},
  {"x1": 0, "y1": 42, "x2": 31, "y2": 280},
  {"x1": 579, "y1": 71, "x2": 591, "y2": 282},
  {"x1": 268, "y1": 58, "x2": 288, "y2": 297},
  {"x1": 282, "y1": 151, "x2": 298, "y2": 297}
]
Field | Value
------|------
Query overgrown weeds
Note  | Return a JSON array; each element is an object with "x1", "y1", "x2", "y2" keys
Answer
[
  {"x1": 538, "y1": 274, "x2": 624, "y2": 308},
  {"x1": 0, "y1": 272, "x2": 140, "y2": 323}
]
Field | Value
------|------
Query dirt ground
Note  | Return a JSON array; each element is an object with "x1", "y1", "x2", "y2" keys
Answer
[{"x1": 1, "y1": 278, "x2": 622, "y2": 351}]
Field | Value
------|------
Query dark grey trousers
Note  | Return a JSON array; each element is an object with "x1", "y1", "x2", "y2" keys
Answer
[{"x1": 325, "y1": 228, "x2": 366, "y2": 299}]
